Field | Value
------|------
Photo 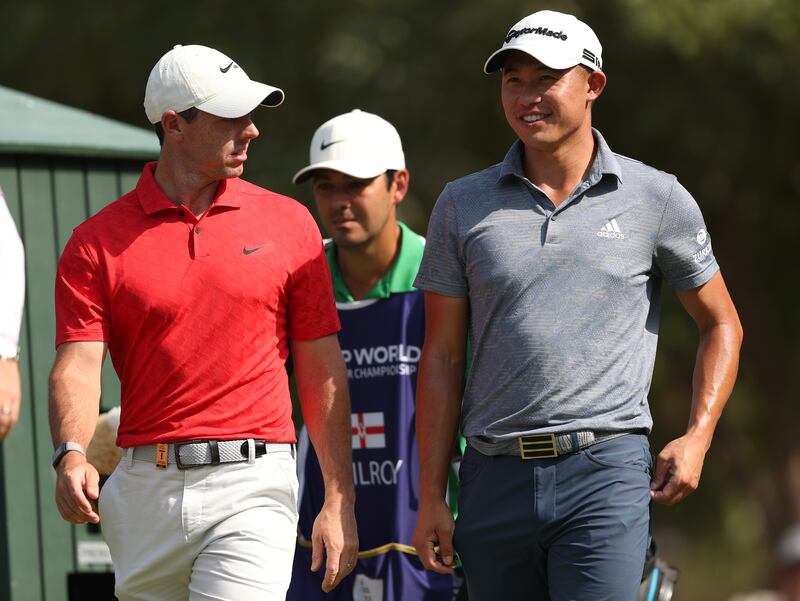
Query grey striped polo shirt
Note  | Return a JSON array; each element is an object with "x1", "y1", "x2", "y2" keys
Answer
[{"x1": 415, "y1": 129, "x2": 719, "y2": 453}]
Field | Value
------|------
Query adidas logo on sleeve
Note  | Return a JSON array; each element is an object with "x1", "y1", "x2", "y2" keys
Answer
[{"x1": 597, "y1": 219, "x2": 625, "y2": 239}]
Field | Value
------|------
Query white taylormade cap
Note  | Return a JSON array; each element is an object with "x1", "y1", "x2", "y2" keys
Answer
[
  {"x1": 484, "y1": 10, "x2": 603, "y2": 74},
  {"x1": 144, "y1": 44, "x2": 284, "y2": 124},
  {"x1": 293, "y1": 109, "x2": 405, "y2": 184}
]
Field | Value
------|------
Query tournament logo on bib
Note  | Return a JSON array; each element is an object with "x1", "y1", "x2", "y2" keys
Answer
[{"x1": 351, "y1": 412, "x2": 386, "y2": 449}]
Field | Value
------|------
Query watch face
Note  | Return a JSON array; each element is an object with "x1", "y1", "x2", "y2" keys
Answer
[
  {"x1": 52, "y1": 444, "x2": 66, "y2": 467},
  {"x1": 52, "y1": 442, "x2": 85, "y2": 467}
]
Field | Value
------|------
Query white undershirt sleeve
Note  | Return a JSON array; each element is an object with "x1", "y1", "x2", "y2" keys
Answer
[{"x1": 0, "y1": 190, "x2": 25, "y2": 356}]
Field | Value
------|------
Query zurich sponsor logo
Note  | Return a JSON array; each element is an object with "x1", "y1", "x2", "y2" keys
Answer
[
  {"x1": 692, "y1": 243, "x2": 712, "y2": 264},
  {"x1": 696, "y1": 228, "x2": 708, "y2": 245}
]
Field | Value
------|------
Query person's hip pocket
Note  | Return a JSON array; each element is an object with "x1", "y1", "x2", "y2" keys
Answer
[{"x1": 581, "y1": 434, "x2": 651, "y2": 476}]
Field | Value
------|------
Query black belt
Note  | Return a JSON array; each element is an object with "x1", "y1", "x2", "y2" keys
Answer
[{"x1": 128, "y1": 439, "x2": 294, "y2": 469}]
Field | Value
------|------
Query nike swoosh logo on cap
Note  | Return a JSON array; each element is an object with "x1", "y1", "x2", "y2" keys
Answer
[
  {"x1": 220, "y1": 62, "x2": 235, "y2": 73},
  {"x1": 320, "y1": 139, "x2": 345, "y2": 151},
  {"x1": 243, "y1": 245, "x2": 265, "y2": 255}
]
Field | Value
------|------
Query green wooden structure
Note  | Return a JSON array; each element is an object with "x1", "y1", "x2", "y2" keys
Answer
[{"x1": 0, "y1": 85, "x2": 158, "y2": 601}]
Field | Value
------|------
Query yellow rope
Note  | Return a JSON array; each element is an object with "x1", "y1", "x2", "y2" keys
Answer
[{"x1": 297, "y1": 538, "x2": 418, "y2": 559}]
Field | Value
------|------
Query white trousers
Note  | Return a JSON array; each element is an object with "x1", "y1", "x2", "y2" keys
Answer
[{"x1": 98, "y1": 447, "x2": 299, "y2": 601}]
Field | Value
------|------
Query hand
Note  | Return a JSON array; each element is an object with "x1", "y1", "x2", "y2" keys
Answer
[
  {"x1": 412, "y1": 499, "x2": 456, "y2": 574},
  {"x1": 0, "y1": 359, "x2": 21, "y2": 441},
  {"x1": 310, "y1": 499, "x2": 358, "y2": 592},
  {"x1": 54, "y1": 452, "x2": 100, "y2": 524},
  {"x1": 650, "y1": 433, "x2": 709, "y2": 505}
]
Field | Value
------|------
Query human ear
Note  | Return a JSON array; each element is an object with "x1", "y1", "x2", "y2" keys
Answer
[
  {"x1": 160, "y1": 110, "x2": 183, "y2": 139},
  {"x1": 392, "y1": 169, "x2": 410, "y2": 205},
  {"x1": 587, "y1": 70, "x2": 607, "y2": 100}
]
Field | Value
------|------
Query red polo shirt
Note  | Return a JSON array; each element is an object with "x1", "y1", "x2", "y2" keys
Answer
[{"x1": 55, "y1": 163, "x2": 340, "y2": 447}]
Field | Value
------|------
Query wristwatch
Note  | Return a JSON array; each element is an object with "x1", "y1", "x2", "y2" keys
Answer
[{"x1": 52, "y1": 442, "x2": 86, "y2": 468}]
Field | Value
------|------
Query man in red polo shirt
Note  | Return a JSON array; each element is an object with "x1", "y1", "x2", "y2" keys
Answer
[{"x1": 49, "y1": 44, "x2": 357, "y2": 601}]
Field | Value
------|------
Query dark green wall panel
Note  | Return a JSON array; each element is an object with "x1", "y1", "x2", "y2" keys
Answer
[
  {"x1": 52, "y1": 159, "x2": 89, "y2": 255},
  {"x1": 0, "y1": 155, "x2": 148, "y2": 601},
  {"x1": 0, "y1": 156, "x2": 44, "y2": 601},
  {"x1": 17, "y1": 157, "x2": 73, "y2": 601},
  {"x1": 84, "y1": 161, "x2": 118, "y2": 217},
  {"x1": 118, "y1": 162, "x2": 142, "y2": 193}
]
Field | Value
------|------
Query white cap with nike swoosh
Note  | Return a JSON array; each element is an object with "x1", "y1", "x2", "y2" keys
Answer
[
  {"x1": 144, "y1": 44, "x2": 285, "y2": 124},
  {"x1": 292, "y1": 109, "x2": 406, "y2": 184}
]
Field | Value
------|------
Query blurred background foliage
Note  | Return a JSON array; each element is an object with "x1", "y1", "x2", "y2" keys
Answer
[{"x1": 1, "y1": 0, "x2": 798, "y2": 598}]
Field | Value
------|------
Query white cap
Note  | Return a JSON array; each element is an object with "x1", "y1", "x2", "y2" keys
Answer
[
  {"x1": 144, "y1": 44, "x2": 284, "y2": 124},
  {"x1": 293, "y1": 109, "x2": 405, "y2": 184},
  {"x1": 484, "y1": 10, "x2": 602, "y2": 74}
]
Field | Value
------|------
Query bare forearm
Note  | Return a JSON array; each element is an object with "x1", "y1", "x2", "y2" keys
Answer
[
  {"x1": 48, "y1": 355, "x2": 102, "y2": 448},
  {"x1": 675, "y1": 274, "x2": 743, "y2": 446},
  {"x1": 301, "y1": 377, "x2": 354, "y2": 502},
  {"x1": 294, "y1": 336, "x2": 355, "y2": 504},
  {"x1": 0, "y1": 361, "x2": 20, "y2": 404},
  {"x1": 652, "y1": 275, "x2": 742, "y2": 505},
  {"x1": 686, "y1": 319, "x2": 743, "y2": 447},
  {"x1": 0, "y1": 360, "x2": 21, "y2": 440},
  {"x1": 293, "y1": 334, "x2": 358, "y2": 590},
  {"x1": 416, "y1": 350, "x2": 464, "y2": 503}
]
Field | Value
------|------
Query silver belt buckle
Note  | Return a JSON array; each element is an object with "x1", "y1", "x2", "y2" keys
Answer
[{"x1": 174, "y1": 439, "x2": 212, "y2": 470}]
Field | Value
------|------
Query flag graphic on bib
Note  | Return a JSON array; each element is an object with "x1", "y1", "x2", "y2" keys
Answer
[{"x1": 352, "y1": 412, "x2": 386, "y2": 449}]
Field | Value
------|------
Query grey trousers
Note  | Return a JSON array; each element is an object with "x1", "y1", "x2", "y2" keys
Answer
[{"x1": 454, "y1": 434, "x2": 652, "y2": 601}]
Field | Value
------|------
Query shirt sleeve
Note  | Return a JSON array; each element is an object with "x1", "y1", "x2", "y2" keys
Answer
[
  {"x1": 414, "y1": 184, "x2": 468, "y2": 297},
  {"x1": 0, "y1": 192, "x2": 25, "y2": 354},
  {"x1": 286, "y1": 210, "x2": 340, "y2": 341},
  {"x1": 653, "y1": 178, "x2": 720, "y2": 291},
  {"x1": 55, "y1": 231, "x2": 111, "y2": 347}
]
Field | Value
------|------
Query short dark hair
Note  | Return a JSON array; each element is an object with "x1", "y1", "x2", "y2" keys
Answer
[
  {"x1": 384, "y1": 170, "x2": 397, "y2": 190},
  {"x1": 153, "y1": 107, "x2": 200, "y2": 146},
  {"x1": 312, "y1": 169, "x2": 398, "y2": 189}
]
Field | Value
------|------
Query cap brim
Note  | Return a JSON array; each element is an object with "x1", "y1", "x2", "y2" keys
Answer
[
  {"x1": 292, "y1": 160, "x2": 389, "y2": 185},
  {"x1": 483, "y1": 46, "x2": 580, "y2": 74},
  {"x1": 196, "y1": 80, "x2": 284, "y2": 118}
]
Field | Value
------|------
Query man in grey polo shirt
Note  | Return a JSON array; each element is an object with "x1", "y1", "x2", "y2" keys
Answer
[{"x1": 412, "y1": 9, "x2": 743, "y2": 600}]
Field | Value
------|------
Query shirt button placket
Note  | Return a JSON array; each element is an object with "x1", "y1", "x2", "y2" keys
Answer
[
  {"x1": 192, "y1": 220, "x2": 211, "y2": 258},
  {"x1": 191, "y1": 221, "x2": 202, "y2": 258},
  {"x1": 544, "y1": 213, "x2": 560, "y2": 246}
]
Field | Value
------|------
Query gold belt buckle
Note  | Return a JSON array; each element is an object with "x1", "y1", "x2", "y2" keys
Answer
[{"x1": 518, "y1": 433, "x2": 558, "y2": 459}]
